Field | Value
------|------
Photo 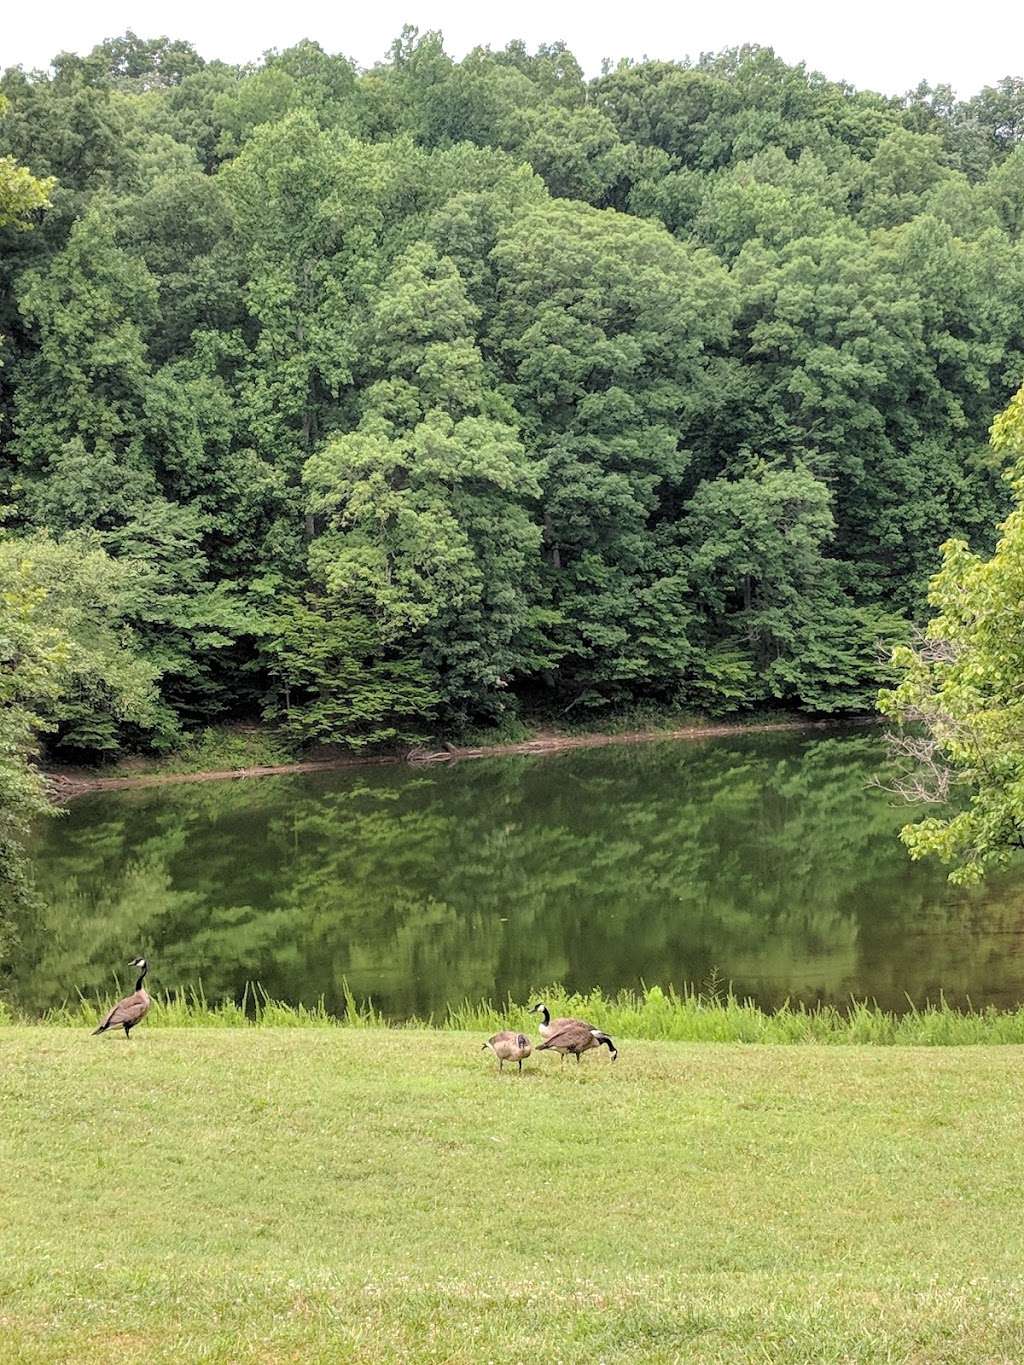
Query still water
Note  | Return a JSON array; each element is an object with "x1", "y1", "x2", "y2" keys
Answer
[{"x1": 9, "y1": 729, "x2": 1024, "y2": 1017}]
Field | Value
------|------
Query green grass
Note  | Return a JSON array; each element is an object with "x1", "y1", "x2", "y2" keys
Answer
[
  {"x1": 1, "y1": 1027, "x2": 1023, "y2": 1363},
  {"x1": 17, "y1": 982, "x2": 1024, "y2": 1046}
]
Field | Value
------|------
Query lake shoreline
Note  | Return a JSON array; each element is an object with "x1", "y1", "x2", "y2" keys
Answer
[{"x1": 44, "y1": 714, "x2": 877, "y2": 799}]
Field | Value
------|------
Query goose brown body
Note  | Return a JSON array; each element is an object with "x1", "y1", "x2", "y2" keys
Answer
[
  {"x1": 529, "y1": 1002, "x2": 587, "y2": 1041},
  {"x1": 93, "y1": 959, "x2": 151, "y2": 1039},
  {"x1": 483, "y1": 1030, "x2": 532, "y2": 1072},
  {"x1": 535, "y1": 1018, "x2": 618, "y2": 1062}
]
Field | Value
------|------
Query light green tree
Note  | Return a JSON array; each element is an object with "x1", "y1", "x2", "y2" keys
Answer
[
  {"x1": 880, "y1": 383, "x2": 1024, "y2": 881},
  {"x1": 0, "y1": 127, "x2": 54, "y2": 229},
  {"x1": 0, "y1": 533, "x2": 161, "y2": 929},
  {"x1": 0, "y1": 533, "x2": 163, "y2": 754}
]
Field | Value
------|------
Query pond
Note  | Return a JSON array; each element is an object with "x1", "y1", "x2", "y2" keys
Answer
[{"x1": 7, "y1": 728, "x2": 1024, "y2": 1017}]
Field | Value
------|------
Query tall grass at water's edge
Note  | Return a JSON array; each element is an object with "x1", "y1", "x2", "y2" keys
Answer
[{"x1": 5, "y1": 981, "x2": 1024, "y2": 1045}]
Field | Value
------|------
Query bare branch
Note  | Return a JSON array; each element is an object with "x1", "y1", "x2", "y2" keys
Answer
[
  {"x1": 870, "y1": 728, "x2": 954, "y2": 805},
  {"x1": 910, "y1": 634, "x2": 959, "y2": 664}
]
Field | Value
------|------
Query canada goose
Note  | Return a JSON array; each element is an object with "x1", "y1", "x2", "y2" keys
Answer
[
  {"x1": 482, "y1": 1030, "x2": 532, "y2": 1073},
  {"x1": 529, "y1": 1002, "x2": 612, "y2": 1056},
  {"x1": 92, "y1": 958, "x2": 151, "y2": 1040},
  {"x1": 529, "y1": 1001, "x2": 584, "y2": 1041},
  {"x1": 535, "y1": 1018, "x2": 618, "y2": 1064}
]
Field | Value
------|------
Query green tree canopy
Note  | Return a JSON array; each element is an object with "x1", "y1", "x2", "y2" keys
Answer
[{"x1": 1, "y1": 32, "x2": 1023, "y2": 757}]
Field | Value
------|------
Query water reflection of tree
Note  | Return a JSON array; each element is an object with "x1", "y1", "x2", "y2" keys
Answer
[{"x1": 14, "y1": 732, "x2": 1024, "y2": 1016}]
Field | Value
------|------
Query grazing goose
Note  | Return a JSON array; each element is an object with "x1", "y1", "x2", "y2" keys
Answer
[
  {"x1": 92, "y1": 958, "x2": 151, "y2": 1040},
  {"x1": 482, "y1": 1030, "x2": 532, "y2": 1073},
  {"x1": 535, "y1": 1018, "x2": 618, "y2": 1064}
]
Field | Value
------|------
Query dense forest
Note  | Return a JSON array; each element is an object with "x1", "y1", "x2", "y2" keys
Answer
[{"x1": 2, "y1": 30, "x2": 1024, "y2": 773}]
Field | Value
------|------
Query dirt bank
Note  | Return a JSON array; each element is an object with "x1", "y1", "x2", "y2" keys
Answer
[{"x1": 44, "y1": 716, "x2": 876, "y2": 800}]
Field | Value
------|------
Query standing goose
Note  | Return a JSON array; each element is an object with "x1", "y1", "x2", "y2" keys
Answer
[
  {"x1": 529, "y1": 1001, "x2": 585, "y2": 1041},
  {"x1": 92, "y1": 958, "x2": 151, "y2": 1040},
  {"x1": 530, "y1": 1002, "x2": 614, "y2": 1057},
  {"x1": 535, "y1": 1018, "x2": 618, "y2": 1064},
  {"x1": 482, "y1": 1030, "x2": 532, "y2": 1073}
]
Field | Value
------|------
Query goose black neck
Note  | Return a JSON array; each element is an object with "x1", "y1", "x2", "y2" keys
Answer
[
  {"x1": 539, "y1": 1005, "x2": 550, "y2": 1025},
  {"x1": 135, "y1": 965, "x2": 148, "y2": 992}
]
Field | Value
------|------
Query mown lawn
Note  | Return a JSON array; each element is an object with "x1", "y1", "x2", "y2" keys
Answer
[{"x1": 2, "y1": 1028, "x2": 1023, "y2": 1363}]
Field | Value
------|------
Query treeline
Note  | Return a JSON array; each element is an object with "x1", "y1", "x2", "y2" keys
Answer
[{"x1": 2, "y1": 31, "x2": 1024, "y2": 761}]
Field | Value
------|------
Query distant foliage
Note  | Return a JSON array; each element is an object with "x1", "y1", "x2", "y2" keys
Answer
[{"x1": 1, "y1": 32, "x2": 1023, "y2": 762}]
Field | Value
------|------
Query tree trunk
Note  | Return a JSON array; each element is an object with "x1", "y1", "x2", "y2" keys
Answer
[
  {"x1": 301, "y1": 398, "x2": 318, "y2": 541},
  {"x1": 544, "y1": 512, "x2": 562, "y2": 570}
]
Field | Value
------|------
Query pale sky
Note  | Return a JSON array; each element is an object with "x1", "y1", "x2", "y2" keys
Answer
[{"x1": 2, "y1": 0, "x2": 1022, "y2": 98}]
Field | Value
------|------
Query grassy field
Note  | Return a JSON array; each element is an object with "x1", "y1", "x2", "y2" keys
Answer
[{"x1": 2, "y1": 1028, "x2": 1024, "y2": 1363}]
